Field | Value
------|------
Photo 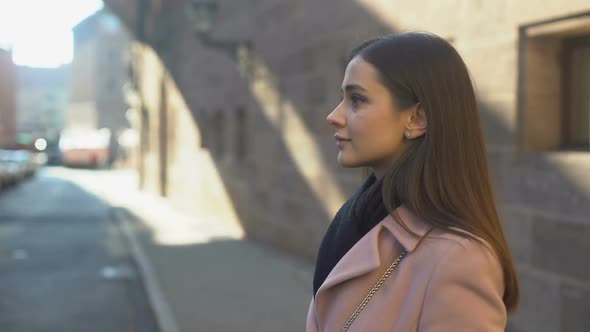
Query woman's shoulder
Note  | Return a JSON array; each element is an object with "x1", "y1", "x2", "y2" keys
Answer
[
  {"x1": 424, "y1": 225, "x2": 496, "y2": 256},
  {"x1": 387, "y1": 206, "x2": 496, "y2": 257},
  {"x1": 415, "y1": 229, "x2": 508, "y2": 330},
  {"x1": 385, "y1": 206, "x2": 502, "y2": 277},
  {"x1": 418, "y1": 227, "x2": 504, "y2": 289}
]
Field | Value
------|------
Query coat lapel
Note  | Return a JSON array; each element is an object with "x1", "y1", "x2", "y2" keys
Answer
[
  {"x1": 312, "y1": 205, "x2": 435, "y2": 331},
  {"x1": 316, "y1": 222, "x2": 384, "y2": 296},
  {"x1": 314, "y1": 205, "x2": 433, "y2": 302}
]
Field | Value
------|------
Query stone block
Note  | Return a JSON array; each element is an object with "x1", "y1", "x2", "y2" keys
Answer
[
  {"x1": 479, "y1": 102, "x2": 515, "y2": 145},
  {"x1": 561, "y1": 284, "x2": 590, "y2": 332},
  {"x1": 505, "y1": 157, "x2": 590, "y2": 220},
  {"x1": 508, "y1": 268, "x2": 561, "y2": 332},
  {"x1": 532, "y1": 215, "x2": 590, "y2": 283},
  {"x1": 499, "y1": 207, "x2": 533, "y2": 264},
  {"x1": 305, "y1": 75, "x2": 328, "y2": 107}
]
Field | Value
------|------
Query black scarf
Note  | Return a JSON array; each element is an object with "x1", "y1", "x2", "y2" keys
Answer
[{"x1": 313, "y1": 173, "x2": 399, "y2": 296}]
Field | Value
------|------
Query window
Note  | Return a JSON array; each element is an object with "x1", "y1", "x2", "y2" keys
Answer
[
  {"x1": 141, "y1": 107, "x2": 150, "y2": 152},
  {"x1": 236, "y1": 106, "x2": 247, "y2": 160},
  {"x1": 563, "y1": 36, "x2": 590, "y2": 150},
  {"x1": 215, "y1": 110, "x2": 224, "y2": 156},
  {"x1": 518, "y1": 13, "x2": 590, "y2": 152}
]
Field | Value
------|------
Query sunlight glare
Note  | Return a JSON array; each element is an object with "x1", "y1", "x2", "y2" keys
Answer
[{"x1": 0, "y1": 0, "x2": 104, "y2": 67}]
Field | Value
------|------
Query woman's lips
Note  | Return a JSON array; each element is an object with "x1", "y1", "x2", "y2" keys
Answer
[
  {"x1": 336, "y1": 140, "x2": 349, "y2": 148},
  {"x1": 334, "y1": 134, "x2": 351, "y2": 141},
  {"x1": 335, "y1": 135, "x2": 351, "y2": 147}
]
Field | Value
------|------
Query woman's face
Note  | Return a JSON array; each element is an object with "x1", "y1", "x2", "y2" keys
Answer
[{"x1": 327, "y1": 56, "x2": 415, "y2": 177}]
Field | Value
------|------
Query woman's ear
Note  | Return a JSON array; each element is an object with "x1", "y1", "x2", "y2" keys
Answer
[{"x1": 405, "y1": 103, "x2": 427, "y2": 139}]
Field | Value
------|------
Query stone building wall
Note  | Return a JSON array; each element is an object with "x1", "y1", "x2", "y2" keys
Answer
[
  {"x1": 70, "y1": 8, "x2": 132, "y2": 132},
  {"x1": 107, "y1": 1, "x2": 590, "y2": 331},
  {"x1": 16, "y1": 65, "x2": 69, "y2": 139}
]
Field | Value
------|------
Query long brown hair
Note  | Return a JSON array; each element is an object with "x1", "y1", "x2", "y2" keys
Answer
[{"x1": 350, "y1": 32, "x2": 519, "y2": 312}]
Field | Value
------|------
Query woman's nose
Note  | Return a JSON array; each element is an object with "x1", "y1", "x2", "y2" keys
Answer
[{"x1": 326, "y1": 103, "x2": 345, "y2": 128}]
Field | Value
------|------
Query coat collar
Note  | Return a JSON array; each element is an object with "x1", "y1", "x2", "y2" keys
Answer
[
  {"x1": 382, "y1": 205, "x2": 434, "y2": 253},
  {"x1": 316, "y1": 205, "x2": 432, "y2": 296}
]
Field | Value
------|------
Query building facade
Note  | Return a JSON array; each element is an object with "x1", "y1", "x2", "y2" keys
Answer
[
  {"x1": 69, "y1": 8, "x2": 132, "y2": 132},
  {"x1": 0, "y1": 48, "x2": 17, "y2": 148},
  {"x1": 16, "y1": 65, "x2": 69, "y2": 142},
  {"x1": 105, "y1": 1, "x2": 590, "y2": 331}
]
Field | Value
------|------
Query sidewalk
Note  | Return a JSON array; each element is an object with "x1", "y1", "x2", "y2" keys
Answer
[{"x1": 99, "y1": 171, "x2": 314, "y2": 332}]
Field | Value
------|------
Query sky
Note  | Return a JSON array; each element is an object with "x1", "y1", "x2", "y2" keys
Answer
[{"x1": 0, "y1": 0, "x2": 104, "y2": 68}]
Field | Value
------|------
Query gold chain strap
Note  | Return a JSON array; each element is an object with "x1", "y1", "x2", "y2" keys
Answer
[{"x1": 340, "y1": 249, "x2": 408, "y2": 332}]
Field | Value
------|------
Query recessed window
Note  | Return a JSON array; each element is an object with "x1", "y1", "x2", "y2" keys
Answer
[
  {"x1": 215, "y1": 109, "x2": 224, "y2": 156},
  {"x1": 519, "y1": 14, "x2": 590, "y2": 152},
  {"x1": 141, "y1": 107, "x2": 150, "y2": 151},
  {"x1": 236, "y1": 106, "x2": 247, "y2": 161},
  {"x1": 563, "y1": 36, "x2": 590, "y2": 150}
]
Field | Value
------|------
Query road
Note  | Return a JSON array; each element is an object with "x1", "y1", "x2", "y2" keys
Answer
[{"x1": 0, "y1": 167, "x2": 158, "y2": 332}]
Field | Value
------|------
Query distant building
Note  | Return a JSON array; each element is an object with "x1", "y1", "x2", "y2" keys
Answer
[
  {"x1": 16, "y1": 65, "x2": 69, "y2": 142},
  {"x1": 69, "y1": 8, "x2": 131, "y2": 132},
  {"x1": 0, "y1": 48, "x2": 17, "y2": 148}
]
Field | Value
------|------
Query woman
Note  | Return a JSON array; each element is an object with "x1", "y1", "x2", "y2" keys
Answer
[{"x1": 307, "y1": 32, "x2": 519, "y2": 331}]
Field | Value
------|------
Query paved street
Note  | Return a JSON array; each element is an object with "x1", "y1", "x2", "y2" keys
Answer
[
  {"x1": 0, "y1": 168, "x2": 158, "y2": 332},
  {"x1": 0, "y1": 167, "x2": 314, "y2": 332}
]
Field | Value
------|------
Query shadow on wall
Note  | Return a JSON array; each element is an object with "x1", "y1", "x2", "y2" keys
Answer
[{"x1": 103, "y1": 0, "x2": 590, "y2": 331}]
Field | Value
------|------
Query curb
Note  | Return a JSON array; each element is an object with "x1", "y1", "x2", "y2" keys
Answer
[{"x1": 113, "y1": 208, "x2": 180, "y2": 332}]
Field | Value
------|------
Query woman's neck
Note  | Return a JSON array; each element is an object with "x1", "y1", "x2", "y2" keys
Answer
[{"x1": 371, "y1": 166, "x2": 388, "y2": 180}]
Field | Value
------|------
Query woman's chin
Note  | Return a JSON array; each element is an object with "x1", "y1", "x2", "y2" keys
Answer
[{"x1": 337, "y1": 154, "x2": 361, "y2": 168}]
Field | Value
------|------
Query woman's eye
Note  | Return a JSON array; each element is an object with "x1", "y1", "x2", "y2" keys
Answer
[{"x1": 350, "y1": 94, "x2": 365, "y2": 106}]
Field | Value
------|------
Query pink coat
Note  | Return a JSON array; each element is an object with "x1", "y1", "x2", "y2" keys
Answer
[{"x1": 307, "y1": 205, "x2": 507, "y2": 331}]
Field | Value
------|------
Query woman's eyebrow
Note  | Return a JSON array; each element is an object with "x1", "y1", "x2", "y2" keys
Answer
[{"x1": 342, "y1": 84, "x2": 368, "y2": 93}]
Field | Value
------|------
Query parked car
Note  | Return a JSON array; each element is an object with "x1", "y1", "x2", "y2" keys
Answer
[
  {"x1": 0, "y1": 157, "x2": 10, "y2": 189},
  {"x1": 0, "y1": 150, "x2": 27, "y2": 186},
  {"x1": 13, "y1": 150, "x2": 37, "y2": 177}
]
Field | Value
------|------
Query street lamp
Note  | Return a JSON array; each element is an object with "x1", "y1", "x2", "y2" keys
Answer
[{"x1": 186, "y1": 0, "x2": 252, "y2": 64}]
